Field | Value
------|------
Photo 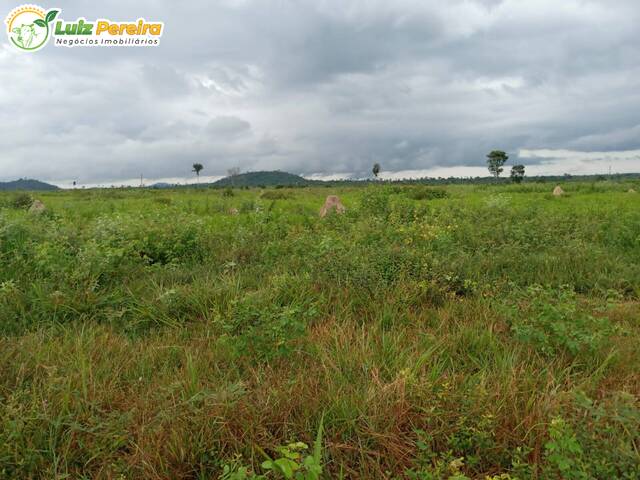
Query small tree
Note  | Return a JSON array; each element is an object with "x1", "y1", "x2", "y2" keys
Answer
[
  {"x1": 372, "y1": 163, "x2": 381, "y2": 179},
  {"x1": 192, "y1": 163, "x2": 204, "y2": 183},
  {"x1": 227, "y1": 167, "x2": 241, "y2": 187},
  {"x1": 486, "y1": 150, "x2": 508, "y2": 181},
  {"x1": 511, "y1": 164, "x2": 525, "y2": 184}
]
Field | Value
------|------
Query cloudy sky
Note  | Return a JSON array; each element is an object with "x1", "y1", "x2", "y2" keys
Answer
[{"x1": 1, "y1": 0, "x2": 639, "y2": 186}]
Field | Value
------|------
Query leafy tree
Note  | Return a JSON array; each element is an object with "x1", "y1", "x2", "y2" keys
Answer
[
  {"x1": 511, "y1": 164, "x2": 525, "y2": 184},
  {"x1": 486, "y1": 151, "x2": 508, "y2": 181},
  {"x1": 192, "y1": 163, "x2": 204, "y2": 183},
  {"x1": 227, "y1": 167, "x2": 241, "y2": 177},
  {"x1": 372, "y1": 163, "x2": 381, "y2": 179}
]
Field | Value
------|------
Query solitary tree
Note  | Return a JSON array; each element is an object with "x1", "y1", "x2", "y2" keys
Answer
[
  {"x1": 510, "y1": 164, "x2": 525, "y2": 183},
  {"x1": 486, "y1": 151, "x2": 508, "y2": 181},
  {"x1": 372, "y1": 163, "x2": 381, "y2": 179},
  {"x1": 192, "y1": 163, "x2": 204, "y2": 183},
  {"x1": 227, "y1": 167, "x2": 241, "y2": 187}
]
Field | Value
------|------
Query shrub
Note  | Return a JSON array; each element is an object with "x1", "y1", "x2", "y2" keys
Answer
[
  {"x1": 360, "y1": 188, "x2": 391, "y2": 217},
  {"x1": 260, "y1": 190, "x2": 292, "y2": 200},
  {"x1": 543, "y1": 417, "x2": 586, "y2": 480},
  {"x1": 10, "y1": 193, "x2": 33, "y2": 209},
  {"x1": 507, "y1": 285, "x2": 616, "y2": 358},
  {"x1": 153, "y1": 197, "x2": 172, "y2": 205},
  {"x1": 407, "y1": 187, "x2": 450, "y2": 201},
  {"x1": 240, "y1": 200, "x2": 257, "y2": 213},
  {"x1": 221, "y1": 294, "x2": 316, "y2": 361},
  {"x1": 564, "y1": 392, "x2": 640, "y2": 478},
  {"x1": 222, "y1": 187, "x2": 235, "y2": 197}
]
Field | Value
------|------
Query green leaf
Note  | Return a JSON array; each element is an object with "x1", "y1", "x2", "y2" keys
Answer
[
  {"x1": 45, "y1": 10, "x2": 59, "y2": 23},
  {"x1": 274, "y1": 458, "x2": 297, "y2": 478},
  {"x1": 34, "y1": 19, "x2": 46, "y2": 27},
  {"x1": 284, "y1": 451, "x2": 301, "y2": 460},
  {"x1": 313, "y1": 414, "x2": 324, "y2": 464}
]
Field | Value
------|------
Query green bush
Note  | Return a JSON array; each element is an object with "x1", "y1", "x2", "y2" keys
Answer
[
  {"x1": 261, "y1": 190, "x2": 292, "y2": 200},
  {"x1": 10, "y1": 193, "x2": 33, "y2": 209},
  {"x1": 220, "y1": 293, "x2": 317, "y2": 361},
  {"x1": 153, "y1": 197, "x2": 172, "y2": 205},
  {"x1": 360, "y1": 188, "x2": 391, "y2": 217},
  {"x1": 507, "y1": 285, "x2": 617, "y2": 358},
  {"x1": 407, "y1": 187, "x2": 450, "y2": 200}
]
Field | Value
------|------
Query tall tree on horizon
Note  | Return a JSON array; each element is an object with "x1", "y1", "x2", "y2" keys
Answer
[
  {"x1": 227, "y1": 167, "x2": 241, "y2": 187},
  {"x1": 486, "y1": 151, "x2": 508, "y2": 181},
  {"x1": 192, "y1": 163, "x2": 204, "y2": 183},
  {"x1": 511, "y1": 164, "x2": 525, "y2": 184},
  {"x1": 372, "y1": 163, "x2": 381, "y2": 179}
]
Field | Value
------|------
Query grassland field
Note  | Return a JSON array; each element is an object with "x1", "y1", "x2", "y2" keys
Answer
[{"x1": 0, "y1": 182, "x2": 639, "y2": 479}]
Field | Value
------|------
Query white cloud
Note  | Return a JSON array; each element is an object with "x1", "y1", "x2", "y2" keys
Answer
[{"x1": 519, "y1": 149, "x2": 640, "y2": 175}]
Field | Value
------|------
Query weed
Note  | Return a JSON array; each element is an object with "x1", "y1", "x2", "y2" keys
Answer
[{"x1": 543, "y1": 417, "x2": 587, "y2": 479}]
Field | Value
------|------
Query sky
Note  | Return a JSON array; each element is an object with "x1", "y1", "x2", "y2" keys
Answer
[{"x1": 1, "y1": 0, "x2": 639, "y2": 187}]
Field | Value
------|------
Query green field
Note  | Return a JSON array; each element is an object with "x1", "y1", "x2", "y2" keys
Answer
[{"x1": 1, "y1": 183, "x2": 639, "y2": 479}]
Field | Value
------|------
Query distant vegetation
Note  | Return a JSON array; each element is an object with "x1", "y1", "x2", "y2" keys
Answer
[
  {"x1": 4, "y1": 171, "x2": 640, "y2": 192},
  {"x1": 208, "y1": 170, "x2": 640, "y2": 188},
  {"x1": 0, "y1": 182, "x2": 639, "y2": 478}
]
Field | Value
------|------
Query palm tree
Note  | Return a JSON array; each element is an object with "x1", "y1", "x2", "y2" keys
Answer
[{"x1": 192, "y1": 163, "x2": 204, "y2": 183}]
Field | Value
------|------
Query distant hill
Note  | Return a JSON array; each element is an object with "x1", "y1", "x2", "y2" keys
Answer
[
  {"x1": 213, "y1": 171, "x2": 311, "y2": 187},
  {"x1": 0, "y1": 179, "x2": 59, "y2": 191}
]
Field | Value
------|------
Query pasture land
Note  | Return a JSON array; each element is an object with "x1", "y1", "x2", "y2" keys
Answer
[{"x1": 0, "y1": 182, "x2": 639, "y2": 479}]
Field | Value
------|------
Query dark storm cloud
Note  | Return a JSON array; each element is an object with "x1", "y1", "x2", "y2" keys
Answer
[{"x1": 1, "y1": 0, "x2": 639, "y2": 184}]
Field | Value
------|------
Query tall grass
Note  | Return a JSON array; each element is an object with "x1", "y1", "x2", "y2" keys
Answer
[{"x1": 0, "y1": 183, "x2": 639, "y2": 478}]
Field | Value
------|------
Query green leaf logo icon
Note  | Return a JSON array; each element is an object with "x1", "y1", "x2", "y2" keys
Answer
[{"x1": 45, "y1": 10, "x2": 58, "y2": 23}]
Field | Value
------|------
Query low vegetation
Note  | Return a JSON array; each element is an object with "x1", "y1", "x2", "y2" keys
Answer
[{"x1": 0, "y1": 182, "x2": 639, "y2": 479}]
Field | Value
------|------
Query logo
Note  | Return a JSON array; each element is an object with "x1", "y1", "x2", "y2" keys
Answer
[
  {"x1": 5, "y1": 5, "x2": 58, "y2": 51},
  {"x1": 5, "y1": 5, "x2": 163, "y2": 52}
]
